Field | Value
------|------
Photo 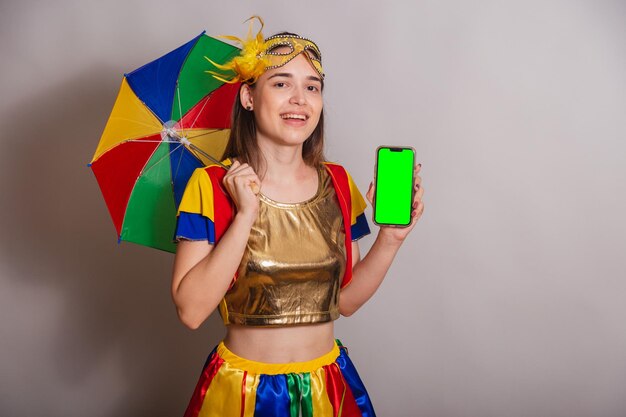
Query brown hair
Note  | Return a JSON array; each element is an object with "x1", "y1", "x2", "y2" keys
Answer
[{"x1": 221, "y1": 32, "x2": 326, "y2": 178}]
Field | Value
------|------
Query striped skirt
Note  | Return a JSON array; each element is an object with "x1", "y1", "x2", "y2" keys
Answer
[{"x1": 183, "y1": 339, "x2": 376, "y2": 417}]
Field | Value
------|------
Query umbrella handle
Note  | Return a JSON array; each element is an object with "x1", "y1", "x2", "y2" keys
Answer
[
  {"x1": 187, "y1": 142, "x2": 228, "y2": 169},
  {"x1": 188, "y1": 142, "x2": 260, "y2": 195}
]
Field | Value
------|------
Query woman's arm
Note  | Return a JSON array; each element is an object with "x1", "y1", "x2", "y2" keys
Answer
[
  {"x1": 338, "y1": 235, "x2": 402, "y2": 316},
  {"x1": 339, "y1": 164, "x2": 424, "y2": 316},
  {"x1": 171, "y1": 212, "x2": 256, "y2": 329},
  {"x1": 171, "y1": 161, "x2": 260, "y2": 329}
]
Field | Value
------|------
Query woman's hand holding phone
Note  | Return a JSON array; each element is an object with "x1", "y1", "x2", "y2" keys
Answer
[{"x1": 367, "y1": 156, "x2": 424, "y2": 243}]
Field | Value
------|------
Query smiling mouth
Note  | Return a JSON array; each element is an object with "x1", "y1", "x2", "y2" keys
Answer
[{"x1": 280, "y1": 113, "x2": 309, "y2": 121}]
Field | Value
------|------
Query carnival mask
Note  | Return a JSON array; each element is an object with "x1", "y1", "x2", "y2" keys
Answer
[{"x1": 206, "y1": 16, "x2": 324, "y2": 84}]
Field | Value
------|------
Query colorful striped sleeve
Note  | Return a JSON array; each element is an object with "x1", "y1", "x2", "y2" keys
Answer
[
  {"x1": 345, "y1": 170, "x2": 371, "y2": 241},
  {"x1": 175, "y1": 168, "x2": 217, "y2": 243}
]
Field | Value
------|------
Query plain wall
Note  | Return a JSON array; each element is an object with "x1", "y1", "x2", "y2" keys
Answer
[{"x1": 1, "y1": 0, "x2": 625, "y2": 416}]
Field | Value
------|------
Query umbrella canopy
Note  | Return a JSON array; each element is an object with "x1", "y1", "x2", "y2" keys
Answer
[{"x1": 90, "y1": 32, "x2": 241, "y2": 252}]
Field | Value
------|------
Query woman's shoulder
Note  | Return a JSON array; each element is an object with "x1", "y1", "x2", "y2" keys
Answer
[
  {"x1": 322, "y1": 161, "x2": 357, "y2": 183},
  {"x1": 322, "y1": 160, "x2": 344, "y2": 168},
  {"x1": 190, "y1": 158, "x2": 232, "y2": 180},
  {"x1": 321, "y1": 160, "x2": 349, "y2": 175},
  {"x1": 183, "y1": 160, "x2": 234, "y2": 203}
]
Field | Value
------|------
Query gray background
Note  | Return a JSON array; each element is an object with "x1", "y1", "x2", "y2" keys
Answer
[{"x1": 1, "y1": 0, "x2": 625, "y2": 416}]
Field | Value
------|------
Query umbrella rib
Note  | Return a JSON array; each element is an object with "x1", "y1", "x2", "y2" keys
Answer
[
  {"x1": 188, "y1": 92, "x2": 213, "y2": 130},
  {"x1": 175, "y1": 84, "x2": 186, "y2": 137},
  {"x1": 140, "y1": 142, "x2": 226, "y2": 178},
  {"x1": 126, "y1": 139, "x2": 177, "y2": 143},
  {"x1": 142, "y1": 142, "x2": 184, "y2": 176},
  {"x1": 172, "y1": 140, "x2": 187, "y2": 185},
  {"x1": 187, "y1": 143, "x2": 226, "y2": 167},
  {"x1": 185, "y1": 129, "x2": 221, "y2": 140},
  {"x1": 113, "y1": 117, "x2": 161, "y2": 130}
]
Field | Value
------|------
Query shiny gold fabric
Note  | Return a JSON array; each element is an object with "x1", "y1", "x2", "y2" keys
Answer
[{"x1": 219, "y1": 166, "x2": 346, "y2": 326}]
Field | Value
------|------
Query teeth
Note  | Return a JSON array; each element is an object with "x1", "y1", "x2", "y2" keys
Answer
[{"x1": 281, "y1": 113, "x2": 307, "y2": 120}]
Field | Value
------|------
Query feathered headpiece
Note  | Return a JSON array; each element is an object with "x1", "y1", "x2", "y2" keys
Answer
[{"x1": 206, "y1": 16, "x2": 324, "y2": 85}]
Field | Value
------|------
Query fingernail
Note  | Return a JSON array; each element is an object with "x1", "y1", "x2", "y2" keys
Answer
[{"x1": 418, "y1": 163, "x2": 422, "y2": 168}]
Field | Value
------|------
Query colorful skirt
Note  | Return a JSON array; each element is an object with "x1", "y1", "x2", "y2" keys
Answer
[{"x1": 183, "y1": 339, "x2": 376, "y2": 417}]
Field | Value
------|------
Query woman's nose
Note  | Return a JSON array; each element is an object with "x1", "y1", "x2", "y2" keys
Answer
[{"x1": 289, "y1": 90, "x2": 306, "y2": 105}]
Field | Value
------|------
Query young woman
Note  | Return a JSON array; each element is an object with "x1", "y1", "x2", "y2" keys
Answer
[{"x1": 171, "y1": 18, "x2": 424, "y2": 417}]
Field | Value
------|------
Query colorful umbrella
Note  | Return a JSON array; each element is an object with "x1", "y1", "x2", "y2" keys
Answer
[{"x1": 89, "y1": 32, "x2": 241, "y2": 253}]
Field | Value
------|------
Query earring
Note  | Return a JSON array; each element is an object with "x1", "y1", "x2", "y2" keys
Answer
[{"x1": 246, "y1": 105, "x2": 253, "y2": 111}]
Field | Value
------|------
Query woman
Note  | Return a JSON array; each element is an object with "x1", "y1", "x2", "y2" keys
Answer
[{"x1": 172, "y1": 17, "x2": 424, "y2": 417}]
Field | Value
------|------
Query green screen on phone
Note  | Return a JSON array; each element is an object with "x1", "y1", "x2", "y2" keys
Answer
[{"x1": 374, "y1": 147, "x2": 415, "y2": 226}]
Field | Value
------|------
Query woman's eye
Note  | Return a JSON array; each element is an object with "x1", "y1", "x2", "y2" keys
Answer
[
  {"x1": 307, "y1": 85, "x2": 320, "y2": 92},
  {"x1": 274, "y1": 82, "x2": 286, "y2": 88}
]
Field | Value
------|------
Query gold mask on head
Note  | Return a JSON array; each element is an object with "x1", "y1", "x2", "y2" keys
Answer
[
  {"x1": 206, "y1": 16, "x2": 325, "y2": 85},
  {"x1": 263, "y1": 35, "x2": 324, "y2": 79}
]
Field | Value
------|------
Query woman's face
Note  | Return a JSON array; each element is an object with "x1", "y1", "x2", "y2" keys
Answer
[{"x1": 241, "y1": 50, "x2": 323, "y2": 149}]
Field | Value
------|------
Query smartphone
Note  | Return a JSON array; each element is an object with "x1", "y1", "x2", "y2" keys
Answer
[{"x1": 373, "y1": 146, "x2": 416, "y2": 227}]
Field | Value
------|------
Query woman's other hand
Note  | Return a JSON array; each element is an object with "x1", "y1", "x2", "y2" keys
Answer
[{"x1": 222, "y1": 160, "x2": 261, "y2": 223}]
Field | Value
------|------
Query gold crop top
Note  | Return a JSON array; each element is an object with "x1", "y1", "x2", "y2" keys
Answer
[{"x1": 218, "y1": 166, "x2": 346, "y2": 326}]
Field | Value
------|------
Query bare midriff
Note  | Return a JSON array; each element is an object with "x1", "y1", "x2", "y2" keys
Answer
[{"x1": 223, "y1": 321, "x2": 336, "y2": 363}]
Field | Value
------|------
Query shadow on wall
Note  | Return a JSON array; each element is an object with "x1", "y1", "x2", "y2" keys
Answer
[{"x1": 0, "y1": 67, "x2": 224, "y2": 416}]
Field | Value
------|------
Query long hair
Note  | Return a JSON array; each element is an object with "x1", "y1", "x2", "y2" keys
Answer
[{"x1": 221, "y1": 32, "x2": 326, "y2": 178}]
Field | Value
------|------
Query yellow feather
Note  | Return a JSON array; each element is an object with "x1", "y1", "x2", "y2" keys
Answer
[{"x1": 205, "y1": 16, "x2": 268, "y2": 84}]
